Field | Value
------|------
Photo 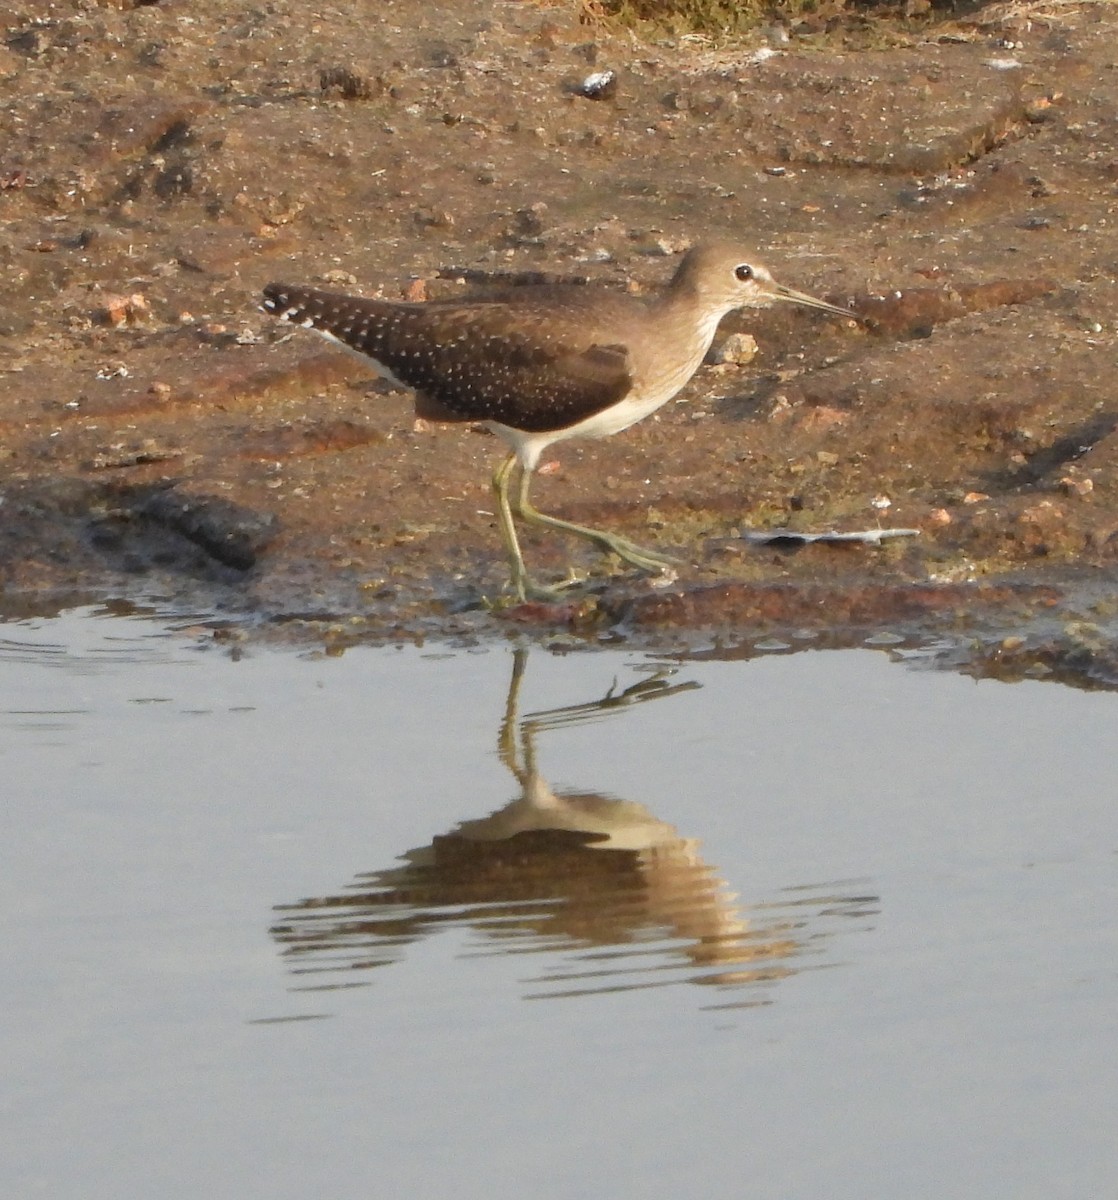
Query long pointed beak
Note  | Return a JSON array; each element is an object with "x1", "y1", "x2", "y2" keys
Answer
[{"x1": 770, "y1": 282, "x2": 857, "y2": 321}]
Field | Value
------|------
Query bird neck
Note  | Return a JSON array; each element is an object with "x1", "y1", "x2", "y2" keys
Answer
[{"x1": 653, "y1": 282, "x2": 733, "y2": 356}]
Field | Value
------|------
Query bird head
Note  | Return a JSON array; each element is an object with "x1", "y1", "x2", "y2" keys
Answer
[{"x1": 672, "y1": 240, "x2": 854, "y2": 321}]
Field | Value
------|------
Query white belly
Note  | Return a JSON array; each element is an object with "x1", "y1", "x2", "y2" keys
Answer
[
  {"x1": 486, "y1": 297, "x2": 731, "y2": 470},
  {"x1": 487, "y1": 339, "x2": 712, "y2": 472}
]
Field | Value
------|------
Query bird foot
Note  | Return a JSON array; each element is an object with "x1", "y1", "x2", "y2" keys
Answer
[
  {"x1": 488, "y1": 568, "x2": 586, "y2": 607},
  {"x1": 520, "y1": 567, "x2": 588, "y2": 603},
  {"x1": 595, "y1": 535, "x2": 678, "y2": 573}
]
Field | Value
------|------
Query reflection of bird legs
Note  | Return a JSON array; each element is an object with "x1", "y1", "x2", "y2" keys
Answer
[
  {"x1": 499, "y1": 647, "x2": 701, "y2": 802},
  {"x1": 500, "y1": 645, "x2": 702, "y2": 755},
  {"x1": 525, "y1": 668, "x2": 702, "y2": 731},
  {"x1": 498, "y1": 647, "x2": 535, "y2": 791}
]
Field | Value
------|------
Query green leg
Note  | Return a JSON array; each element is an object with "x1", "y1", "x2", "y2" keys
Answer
[
  {"x1": 516, "y1": 467, "x2": 676, "y2": 573},
  {"x1": 491, "y1": 454, "x2": 573, "y2": 602}
]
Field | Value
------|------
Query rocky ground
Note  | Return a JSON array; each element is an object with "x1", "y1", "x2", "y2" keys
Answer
[{"x1": 2, "y1": 0, "x2": 1118, "y2": 673}]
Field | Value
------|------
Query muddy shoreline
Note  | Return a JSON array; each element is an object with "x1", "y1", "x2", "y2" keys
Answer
[{"x1": 2, "y1": 1, "x2": 1118, "y2": 670}]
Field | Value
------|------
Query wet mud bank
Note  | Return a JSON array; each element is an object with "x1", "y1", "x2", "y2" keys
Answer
[{"x1": 2, "y1": 1, "x2": 1118, "y2": 673}]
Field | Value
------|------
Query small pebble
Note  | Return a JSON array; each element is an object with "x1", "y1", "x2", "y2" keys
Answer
[
  {"x1": 709, "y1": 332, "x2": 758, "y2": 366},
  {"x1": 579, "y1": 70, "x2": 617, "y2": 101},
  {"x1": 96, "y1": 292, "x2": 149, "y2": 327}
]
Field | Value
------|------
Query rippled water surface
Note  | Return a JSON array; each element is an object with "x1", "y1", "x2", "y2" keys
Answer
[{"x1": 2, "y1": 608, "x2": 1116, "y2": 1199}]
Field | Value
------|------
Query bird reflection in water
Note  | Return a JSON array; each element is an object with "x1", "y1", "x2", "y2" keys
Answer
[{"x1": 271, "y1": 650, "x2": 877, "y2": 1003}]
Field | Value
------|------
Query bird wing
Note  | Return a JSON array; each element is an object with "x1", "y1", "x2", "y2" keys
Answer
[{"x1": 262, "y1": 285, "x2": 634, "y2": 433}]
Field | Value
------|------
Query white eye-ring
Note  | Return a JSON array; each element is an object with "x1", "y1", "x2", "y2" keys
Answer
[{"x1": 734, "y1": 263, "x2": 754, "y2": 282}]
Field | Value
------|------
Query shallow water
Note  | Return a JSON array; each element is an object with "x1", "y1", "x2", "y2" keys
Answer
[{"x1": 2, "y1": 608, "x2": 1116, "y2": 1199}]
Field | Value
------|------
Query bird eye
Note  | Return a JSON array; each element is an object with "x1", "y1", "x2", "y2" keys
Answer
[{"x1": 735, "y1": 263, "x2": 754, "y2": 282}]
